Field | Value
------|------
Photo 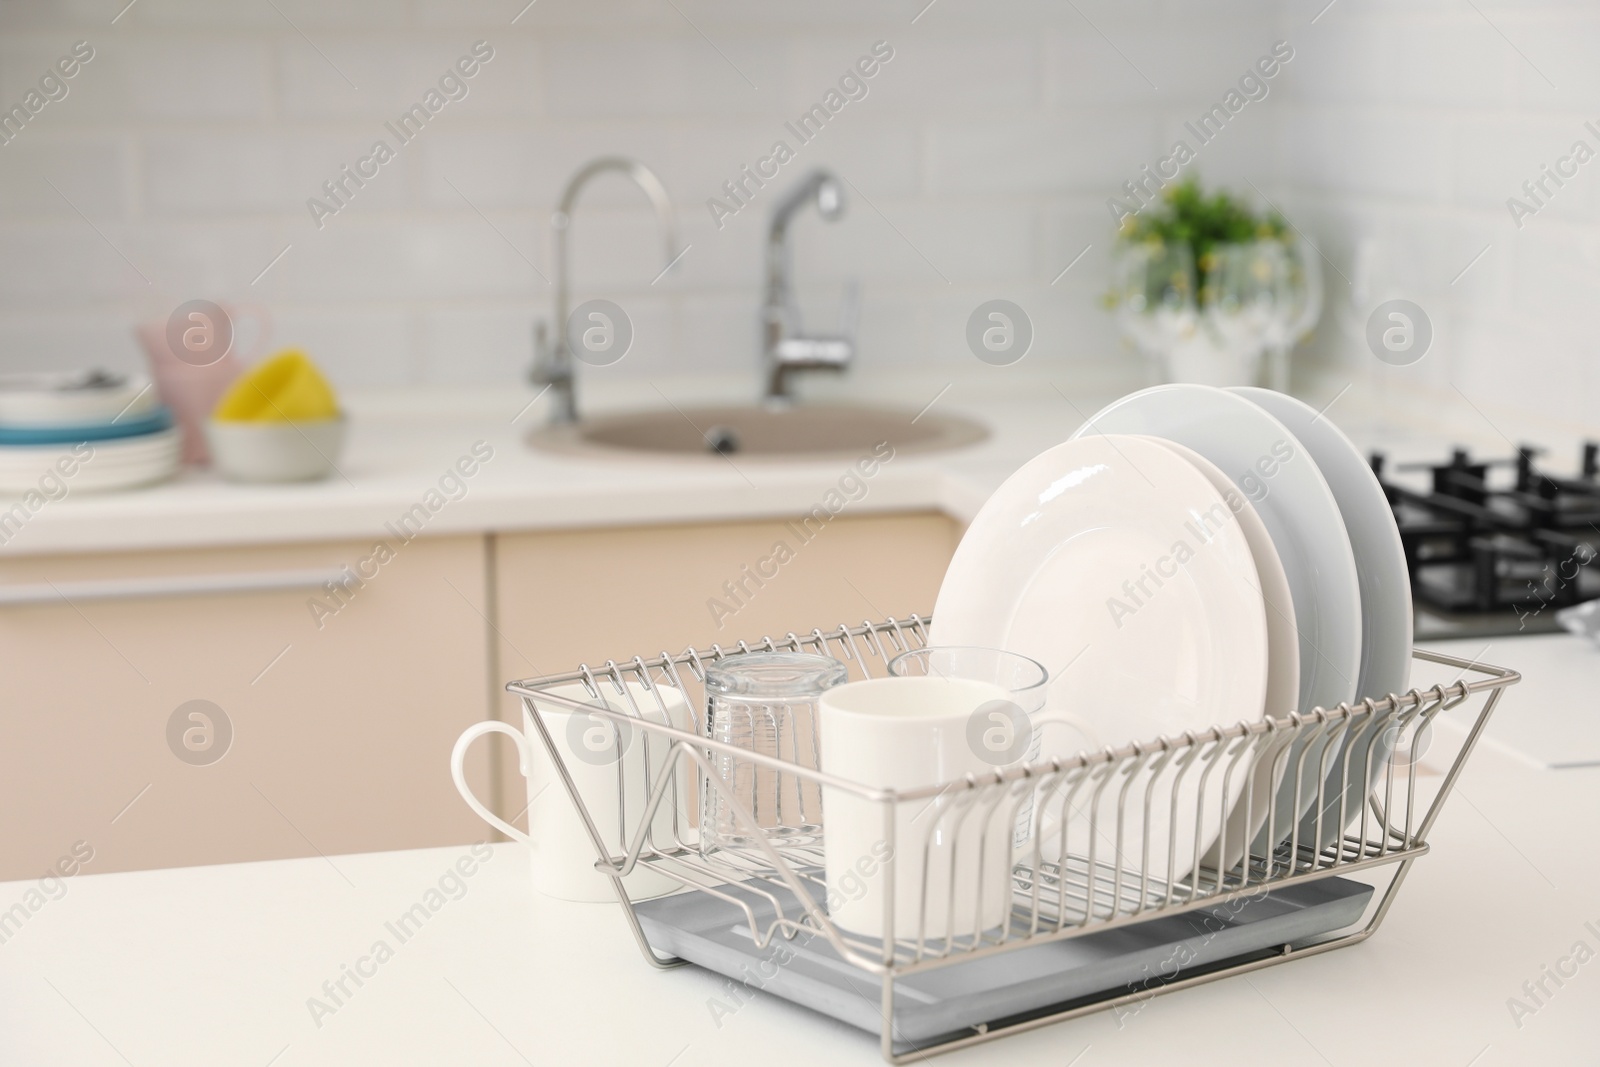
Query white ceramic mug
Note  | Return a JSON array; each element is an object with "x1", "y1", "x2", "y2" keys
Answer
[
  {"x1": 452, "y1": 682, "x2": 691, "y2": 902},
  {"x1": 819, "y1": 676, "x2": 1033, "y2": 944},
  {"x1": 886, "y1": 646, "x2": 1103, "y2": 849}
]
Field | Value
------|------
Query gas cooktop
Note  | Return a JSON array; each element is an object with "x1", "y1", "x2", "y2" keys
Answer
[{"x1": 1372, "y1": 443, "x2": 1600, "y2": 640}]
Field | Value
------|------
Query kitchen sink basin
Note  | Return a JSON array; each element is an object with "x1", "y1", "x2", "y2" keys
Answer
[{"x1": 527, "y1": 403, "x2": 988, "y2": 459}]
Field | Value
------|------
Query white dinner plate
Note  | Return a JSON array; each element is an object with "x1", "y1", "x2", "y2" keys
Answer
[
  {"x1": 1231, "y1": 388, "x2": 1413, "y2": 847},
  {"x1": 0, "y1": 427, "x2": 179, "y2": 493},
  {"x1": 1070, "y1": 385, "x2": 1362, "y2": 849},
  {"x1": 931, "y1": 434, "x2": 1268, "y2": 881},
  {"x1": 1138, "y1": 436, "x2": 1300, "y2": 869}
]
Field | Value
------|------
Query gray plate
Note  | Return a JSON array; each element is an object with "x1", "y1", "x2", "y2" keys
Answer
[{"x1": 636, "y1": 875, "x2": 1373, "y2": 1050}]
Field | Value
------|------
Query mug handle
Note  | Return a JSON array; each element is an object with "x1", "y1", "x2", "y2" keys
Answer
[{"x1": 451, "y1": 720, "x2": 533, "y2": 843}]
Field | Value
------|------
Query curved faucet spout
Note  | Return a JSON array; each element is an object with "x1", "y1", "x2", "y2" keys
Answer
[
  {"x1": 764, "y1": 170, "x2": 843, "y2": 314},
  {"x1": 533, "y1": 156, "x2": 678, "y2": 425},
  {"x1": 763, "y1": 170, "x2": 853, "y2": 405}
]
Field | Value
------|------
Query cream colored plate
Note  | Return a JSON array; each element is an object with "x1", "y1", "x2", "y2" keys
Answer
[{"x1": 932, "y1": 433, "x2": 1269, "y2": 881}]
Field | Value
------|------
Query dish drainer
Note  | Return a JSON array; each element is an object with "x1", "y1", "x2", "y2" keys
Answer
[{"x1": 506, "y1": 616, "x2": 1518, "y2": 1062}]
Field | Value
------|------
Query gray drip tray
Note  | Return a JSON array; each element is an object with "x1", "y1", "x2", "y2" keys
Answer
[{"x1": 635, "y1": 875, "x2": 1372, "y2": 1051}]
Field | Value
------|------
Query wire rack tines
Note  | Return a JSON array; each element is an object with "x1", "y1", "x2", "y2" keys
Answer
[{"x1": 505, "y1": 615, "x2": 1518, "y2": 1063}]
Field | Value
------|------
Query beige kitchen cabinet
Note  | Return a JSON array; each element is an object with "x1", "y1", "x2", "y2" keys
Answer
[
  {"x1": 0, "y1": 535, "x2": 493, "y2": 881},
  {"x1": 0, "y1": 509, "x2": 958, "y2": 878},
  {"x1": 486, "y1": 511, "x2": 960, "y2": 820}
]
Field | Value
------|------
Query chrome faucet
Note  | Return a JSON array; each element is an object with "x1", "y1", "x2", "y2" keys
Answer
[
  {"x1": 531, "y1": 157, "x2": 678, "y2": 424},
  {"x1": 763, "y1": 170, "x2": 857, "y2": 405}
]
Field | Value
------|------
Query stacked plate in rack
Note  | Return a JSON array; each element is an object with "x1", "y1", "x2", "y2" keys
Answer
[
  {"x1": 0, "y1": 371, "x2": 181, "y2": 493},
  {"x1": 931, "y1": 383, "x2": 1413, "y2": 873}
]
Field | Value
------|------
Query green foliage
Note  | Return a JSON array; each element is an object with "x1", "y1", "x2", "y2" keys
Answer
[{"x1": 1116, "y1": 177, "x2": 1287, "y2": 274}]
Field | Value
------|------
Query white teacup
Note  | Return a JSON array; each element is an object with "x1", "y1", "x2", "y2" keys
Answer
[
  {"x1": 452, "y1": 682, "x2": 691, "y2": 902},
  {"x1": 819, "y1": 676, "x2": 1025, "y2": 944}
]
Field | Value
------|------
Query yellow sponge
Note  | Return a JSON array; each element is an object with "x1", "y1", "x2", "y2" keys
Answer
[{"x1": 214, "y1": 349, "x2": 340, "y2": 422}]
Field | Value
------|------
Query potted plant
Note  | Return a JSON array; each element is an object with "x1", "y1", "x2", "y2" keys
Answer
[{"x1": 1106, "y1": 178, "x2": 1319, "y2": 388}]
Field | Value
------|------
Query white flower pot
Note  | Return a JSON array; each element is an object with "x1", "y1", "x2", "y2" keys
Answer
[{"x1": 1159, "y1": 334, "x2": 1261, "y2": 386}]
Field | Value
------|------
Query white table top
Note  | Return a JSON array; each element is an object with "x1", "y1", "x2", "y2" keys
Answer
[{"x1": 3, "y1": 636, "x2": 1596, "y2": 1066}]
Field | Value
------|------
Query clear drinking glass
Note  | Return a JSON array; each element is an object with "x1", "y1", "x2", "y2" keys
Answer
[
  {"x1": 887, "y1": 646, "x2": 1050, "y2": 846},
  {"x1": 700, "y1": 652, "x2": 849, "y2": 854}
]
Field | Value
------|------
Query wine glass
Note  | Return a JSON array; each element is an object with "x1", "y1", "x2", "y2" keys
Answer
[
  {"x1": 1109, "y1": 241, "x2": 1199, "y2": 360},
  {"x1": 1261, "y1": 237, "x2": 1323, "y2": 391},
  {"x1": 1204, "y1": 241, "x2": 1285, "y2": 373}
]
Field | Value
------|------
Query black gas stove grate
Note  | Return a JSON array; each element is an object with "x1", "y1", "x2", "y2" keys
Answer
[{"x1": 1372, "y1": 443, "x2": 1600, "y2": 639}]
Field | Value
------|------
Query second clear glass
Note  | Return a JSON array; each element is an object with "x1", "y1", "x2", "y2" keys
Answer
[
  {"x1": 887, "y1": 646, "x2": 1050, "y2": 846},
  {"x1": 700, "y1": 651, "x2": 848, "y2": 855}
]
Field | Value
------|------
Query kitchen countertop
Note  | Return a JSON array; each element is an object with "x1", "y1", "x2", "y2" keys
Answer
[
  {"x1": 3, "y1": 366, "x2": 1583, "y2": 558},
  {"x1": 0, "y1": 371, "x2": 1079, "y2": 558},
  {"x1": 3, "y1": 634, "x2": 1596, "y2": 1066}
]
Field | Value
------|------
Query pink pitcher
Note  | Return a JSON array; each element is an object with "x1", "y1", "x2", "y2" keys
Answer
[{"x1": 136, "y1": 302, "x2": 269, "y2": 465}]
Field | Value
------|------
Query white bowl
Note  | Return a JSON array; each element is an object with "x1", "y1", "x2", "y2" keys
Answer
[
  {"x1": 205, "y1": 418, "x2": 347, "y2": 483},
  {"x1": 0, "y1": 371, "x2": 156, "y2": 427}
]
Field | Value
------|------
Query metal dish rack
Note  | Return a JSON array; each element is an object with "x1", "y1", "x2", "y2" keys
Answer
[{"x1": 506, "y1": 615, "x2": 1519, "y2": 1062}]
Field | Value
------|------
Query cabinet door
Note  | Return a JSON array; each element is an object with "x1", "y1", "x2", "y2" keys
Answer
[
  {"x1": 0, "y1": 535, "x2": 492, "y2": 880},
  {"x1": 488, "y1": 511, "x2": 959, "y2": 819}
]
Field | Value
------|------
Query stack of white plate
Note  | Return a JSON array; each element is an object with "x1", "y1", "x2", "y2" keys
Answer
[
  {"x1": 931, "y1": 383, "x2": 1413, "y2": 874},
  {"x1": 0, "y1": 371, "x2": 181, "y2": 493}
]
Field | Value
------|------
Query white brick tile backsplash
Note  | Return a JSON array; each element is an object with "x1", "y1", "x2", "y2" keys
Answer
[
  {"x1": 422, "y1": 126, "x2": 688, "y2": 211},
  {"x1": 254, "y1": 219, "x2": 549, "y2": 303},
  {"x1": 1451, "y1": 115, "x2": 1600, "y2": 224},
  {"x1": 0, "y1": 224, "x2": 158, "y2": 305},
  {"x1": 122, "y1": 219, "x2": 289, "y2": 298},
  {"x1": 417, "y1": 306, "x2": 536, "y2": 387},
  {"x1": 542, "y1": 35, "x2": 785, "y2": 118},
  {"x1": 142, "y1": 132, "x2": 416, "y2": 217},
  {"x1": 1153, "y1": 102, "x2": 1283, "y2": 190},
  {"x1": 1040, "y1": 198, "x2": 1121, "y2": 295},
  {"x1": 1282, "y1": 106, "x2": 1451, "y2": 201},
  {"x1": 1454, "y1": 308, "x2": 1593, "y2": 428},
  {"x1": 930, "y1": 112, "x2": 1163, "y2": 195},
  {"x1": 0, "y1": 2, "x2": 108, "y2": 31},
  {"x1": 0, "y1": 309, "x2": 146, "y2": 376},
  {"x1": 1510, "y1": 224, "x2": 1600, "y2": 324},
  {"x1": 1284, "y1": 20, "x2": 1513, "y2": 109},
  {"x1": 265, "y1": 306, "x2": 417, "y2": 389},
  {"x1": 1273, "y1": 0, "x2": 1600, "y2": 427},
  {"x1": 788, "y1": 200, "x2": 1039, "y2": 286},
  {"x1": 1494, "y1": 13, "x2": 1600, "y2": 108},
  {"x1": 1123, "y1": 29, "x2": 1290, "y2": 102},
  {"x1": 1373, "y1": 21, "x2": 1515, "y2": 108},
  {"x1": 525, "y1": 293, "x2": 676, "y2": 379},
  {"x1": 674, "y1": 291, "x2": 765, "y2": 377},
  {"x1": 725, "y1": 120, "x2": 923, "y2": 200},
  {"x1": 414, "y1": 0, "x2": 672, "y2": 31},
  {"x1": 0, "y1": 38, "x2": 270, "y2": 122},
  {"x1": 786, "y1": 36, "x2": 1039, "y2": 114},
  {"x1": 277, "y1": 37, "x2": 539, "y2": 120},
  {"x1": 130, "y1": 0, "x2": 400, "y2": 29},
  {"x1": 0, "y1": 0, "x2": 1591, "y2": 430},
  {"x1": 417, "y1": 117, "x2": 921, "y2": 213},
  {"x1": 0, "y1": 134, "x2": 130, "y2": 220},
  {"x1": 1048, "y1": 31, "x2": 1159, "y2": 107}
]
